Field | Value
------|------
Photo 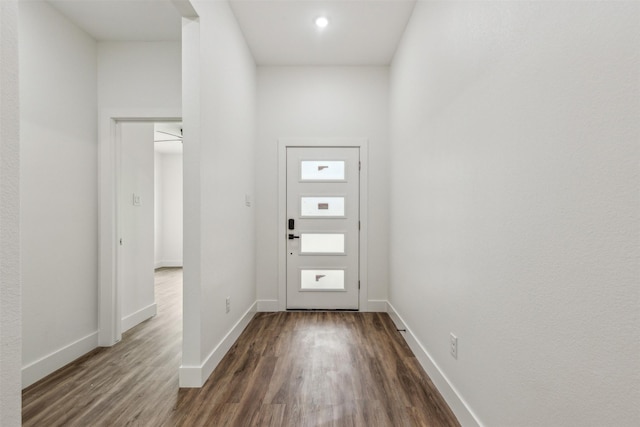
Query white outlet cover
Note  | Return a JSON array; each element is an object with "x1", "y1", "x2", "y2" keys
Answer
[{"x1": 450, "y1": 333, "x2": 458, "y2": 359}]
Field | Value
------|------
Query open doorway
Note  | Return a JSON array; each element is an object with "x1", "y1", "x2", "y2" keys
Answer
[
  {"x1": 117, "y1": 120, "x2": 183, "y2": 335},
  {"x1": 153, "y1": 122, "x2": 183, "y2": 271}
]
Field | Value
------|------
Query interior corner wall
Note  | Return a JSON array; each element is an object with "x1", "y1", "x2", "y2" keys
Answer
[
  {"x1": 0, "y1": 0, "x2": 21, "y2": 424},
  {"x1": 19, "y1": 1, "x2": 99, "y2": 388},
  {"x1": 181, "y1": 0, "x2": 256, "y2": 386},
  {"x1": 256, "y1": 66, "x2": 390, "y2": 309},
  {"x1": 389, "y1": 1, "x2": 640, "y2": 426}
]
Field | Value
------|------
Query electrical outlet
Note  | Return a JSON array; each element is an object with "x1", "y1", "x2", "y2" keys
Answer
[
  {"x1": 450, "y1": 333, "x2": 458, "y2": 359},
  {"x1": 225, "y1": 297, "x2": 231, "y2": 313}
]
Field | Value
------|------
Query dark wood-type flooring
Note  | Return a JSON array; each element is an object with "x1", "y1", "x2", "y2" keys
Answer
[{"x1": 23, "y1": 268, "x2": 460, "y2": 426}]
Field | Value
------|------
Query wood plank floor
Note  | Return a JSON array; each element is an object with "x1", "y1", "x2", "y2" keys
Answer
[{"x1": 22, "y1": 268, "x2": 460, "y2": 426}]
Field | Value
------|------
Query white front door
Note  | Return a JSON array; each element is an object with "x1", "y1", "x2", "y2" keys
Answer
[{"x1": 286, "y1": 147, "x2": 360, "y2": 310}]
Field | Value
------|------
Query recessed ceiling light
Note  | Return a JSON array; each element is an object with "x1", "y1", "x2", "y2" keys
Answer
[{"x1": 315, "y1": 16, "x2": 329, "y2": 29}]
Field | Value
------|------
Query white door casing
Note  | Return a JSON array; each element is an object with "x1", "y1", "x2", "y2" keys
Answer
[{"x1": 285, "y1": 145, "x2": 362, "y2": 310}]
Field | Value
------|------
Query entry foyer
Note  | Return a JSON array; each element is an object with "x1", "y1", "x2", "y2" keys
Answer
[{"x1": 0, "y1": 1, "x2": 637, "y2": 426}]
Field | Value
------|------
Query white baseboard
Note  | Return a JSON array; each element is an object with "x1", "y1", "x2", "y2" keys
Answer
[
  {"x1": 178, "y1": 365, "x2": 202, "y2": 388},
  {"x1": 179, "y1": 301, "x2": 257, "y2": 387},
  {"x1": 155, "y1": 260, "x2": 183, "y2": 269},
  {"x1": 387, "y1": 302, "x2": 483, "y2": 427},
  {"x1": 257, "y1": 299, "x2": 387, "y2": 312},
  {"x1": 365, "y1": 299, "x2": 388, "y2": 312},
  {"x1": 22, "y1": 331, "x2": 98, "y2": 389},
  {"x1": 257, "y1": 299, "x2": 279, "y2": 312},
  {"x1": 121, "y1": 303, "x2": 157, "y2": 333}
]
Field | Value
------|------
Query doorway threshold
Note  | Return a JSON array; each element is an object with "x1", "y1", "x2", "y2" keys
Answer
[{"x1": 286, "y1": 309, "x2": 359, "y2": 312}]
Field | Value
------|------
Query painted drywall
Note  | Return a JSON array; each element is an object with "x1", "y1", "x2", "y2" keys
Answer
[
  {"x1": 181, "y1": 0, "x2": 256, "y2": 386},
  {"x1": 0, "y1": 1, "x2": 20, "y2": 424},
  {"x1": 389, "y1": 1, "x2": 640, "y2": 426},
  {"x1": 154, "y1": 151, "x2": 162, "y2": 266},
  {"x1": 98, "y1": 41, "x2": 181, "y2": 111},
  {"x1": 19, "y1": 1, "x2": 99, "y2": 388},
  {"x1": 256, "y1": 66, "x2": 389, "y2": 309},
  {"x1": 119, "y1": 122, "x2": 156, "y2": 332},
  {"x1": 154, "y1": 151, "x2": 183, "y2": 268}
]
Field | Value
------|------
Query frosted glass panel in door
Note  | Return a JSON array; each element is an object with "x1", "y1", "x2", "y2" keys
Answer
[
  {"x1": 301, "y1": 197, "x2": 345, "y2": 217},
  {"x1": 300, "y1": 161, "x2": 345, "y2": 181},
  {"x1": 300, "y1": 233, "x2": 345, "y2": 254},
  {"x1": 301, "y1": 270, "x2": 345, "y2": 290}
]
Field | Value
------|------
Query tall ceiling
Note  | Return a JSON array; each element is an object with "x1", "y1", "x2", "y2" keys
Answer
[
  {"x1": 47, "y1": 0, "x2": 416, "y2": 65},
  {"x1": 229, "y1": 0, "x2": 416, "y2": 65},
  {"x1": 48, "y1": 0, "x2": 183, "y2": 41}
]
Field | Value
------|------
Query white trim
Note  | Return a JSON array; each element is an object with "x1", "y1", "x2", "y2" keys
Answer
[
  {"x1": 98, "y1": 108, "x2": 181, "y2": 347},
  {"x1": 257, "y1": 299, "x2": 280, "y2": 312},
  {"x1": 177, "y1": 365, "x2": 202, "y2": 388},
  {"x1": 121, "y1": 303, "x2": 157, "y2": 333},
  {"x1": 179, "y1": 301, "x2": 257, "y2": 387},
  {"x1": 277, "y1": 138, "x2": 369, "y2": 311},
  {"x1": 154, "y1": 260, "x2": 183, "y2": 269},
  {"x1": 386, "y1": 302, "x2": 484, "y2": 427},
  {"x1": 22, "y1": 332, "x2": 99, "y2": 389}
]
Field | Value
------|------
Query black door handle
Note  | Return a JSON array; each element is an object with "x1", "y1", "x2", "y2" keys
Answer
[{"x1": 288, "y1": 234, "x2": 300, "y2": 240}]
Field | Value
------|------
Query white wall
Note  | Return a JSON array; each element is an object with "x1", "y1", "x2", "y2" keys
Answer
[
  {"x1": 256, "y1": 66, "x2": 389, "y2": 309},
  {"x1": 180, "y1": 0, "x2": 256, "y2": 386},
  {"x1": 389, "y1": 1, "x2": 640, "y2": 426},
  {"x1": 19, "y1": 1, "x2": 99, "y2": 388},
  {"x1": 98, "y1": 41, "x2": 181, "y2": 111},
  {"x1": 119, "y1": 122, "x2": 156, "y2": 332},
  {"x1": 0, "y1": 1, "x2": 20, "y2": 424},
  {"x1": 154, "y1": 151, "x2": 162, "y2": 266},
  {"x1": 157, "y1": 153, "x2": 183, "y2": 267}
]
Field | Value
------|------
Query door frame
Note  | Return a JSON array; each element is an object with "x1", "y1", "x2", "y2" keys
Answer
[
  {"x1": 278, "y1": 138, "x2": 369, "y2": 312},
  {"x1": 98, "y1": 108, "x2": 181, "y2": 346}
]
